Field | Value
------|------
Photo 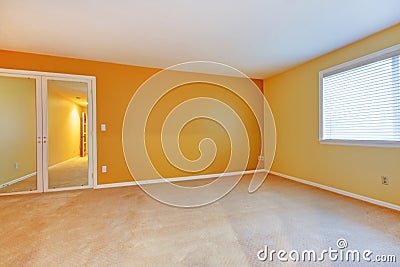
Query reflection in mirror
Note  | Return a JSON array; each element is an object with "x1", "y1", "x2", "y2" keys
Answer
[
  {"x1": 47, "y1": 80, "x2": 89, "y2": 189},
  {"x1": 0, "y1": 76, "x2": 38, "y2": 193}
]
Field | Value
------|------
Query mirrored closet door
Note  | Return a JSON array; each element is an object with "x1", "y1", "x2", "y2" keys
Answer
[
  {"x1": 0, "y1": 70, "x2": 96, "y2": 195},
  {"x1": 43, "y1": 77, "x2": 92, "y2": 191},
  {"x1": 0, "y1": 74, "x2": 42, "y2": 194}
]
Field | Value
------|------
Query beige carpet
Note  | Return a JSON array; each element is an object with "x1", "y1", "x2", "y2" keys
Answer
[
  {"x1": 0, "y1": 174, "x2": 398, "y2": 266},
  {"x1": 0, "y1": 156, "x2": 88, "y2": 194},
  {"x1": 48, "y1": 156, "x2": 88, "y2": 189}
]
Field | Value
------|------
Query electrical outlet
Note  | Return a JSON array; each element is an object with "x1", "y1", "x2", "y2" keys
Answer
[
  {"x1": 258, "y1": 155, "x2": 264, "y2": 161},
  {"x1": 15, "y1": 162, "x2": 19, "y2": 169},
  {"x1": 101, "y1": 165, "x2": 107, "y2": 173},
  {"x1": 381, "y1": 176, "x2": 389, "y2": 185}
]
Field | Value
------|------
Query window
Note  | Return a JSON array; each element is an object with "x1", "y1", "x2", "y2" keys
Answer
[{"x1": 319, "y1": 44, "x2": 400, "y2": 147}]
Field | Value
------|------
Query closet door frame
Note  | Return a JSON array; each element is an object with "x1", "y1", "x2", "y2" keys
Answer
[
  {"x1": 42, "y1": 76, "x2": 95, "y2": 192},
  {"x1": 0, "y1": 68, "x2": 97, "y2": 195}
]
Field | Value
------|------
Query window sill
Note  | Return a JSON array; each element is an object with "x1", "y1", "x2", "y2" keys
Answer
[{"x1": 319, "y1": 139, "x2": 400, "y2": 148}]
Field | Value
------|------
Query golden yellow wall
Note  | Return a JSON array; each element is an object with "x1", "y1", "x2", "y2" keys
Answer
[
  {"x1": 124, "y1": 73, "x2": 264, "y2": 180},
  {"x1": 0, "y1": 51, "x2": 263, "y2": 184},
  {"x1": 264, "y1": 24, "x2": 400, "y2": 205},
  {"x1": 0, "y1": 76, "x2": 36, "y2": 184},
  {"x1": 47, "y1": 88, "x2": 82, "y2": 166}
]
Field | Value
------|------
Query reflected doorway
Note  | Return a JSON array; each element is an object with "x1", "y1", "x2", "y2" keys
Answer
[{"x1": 45, "y1": 79, "x2": 90, "y2": 189}]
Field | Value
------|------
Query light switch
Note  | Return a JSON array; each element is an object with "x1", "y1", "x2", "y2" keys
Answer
[
  {"x1": 101, "y1": 124, "x2": 106, "y2": 131},
  {"x1": 101, "y1": 165, "x2": 107, "y2": 173}
]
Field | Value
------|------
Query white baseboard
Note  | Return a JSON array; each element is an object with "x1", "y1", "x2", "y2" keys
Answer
[
  {"x1": 95, "y1": 169, "x2": 266, "y2": 189},
  {"x1": 4, "y1": 168, "x2": 397, "y2": 212},
  {"x1": 0, "y1": 172, "x2": 37, "y2": 189},
  {"x1": 0, "y1": 156, "x2": 82, "y2": 192},
  {"x1": 269, "y1": 171, "x2": 400, "y2": 211}
]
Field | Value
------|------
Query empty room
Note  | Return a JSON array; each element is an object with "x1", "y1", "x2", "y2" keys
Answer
[{"x1": 0, "y1": 1, "x2": 399, "y2": 266}]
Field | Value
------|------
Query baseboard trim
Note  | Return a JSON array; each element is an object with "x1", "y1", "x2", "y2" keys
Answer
[
  {"x1": 0, "y1": 156, "x2": 83, "y2": 192},
  {"x1": 0, "y1": 172, "x2": 37, "y2": 189},
  {"x1": 95, "y1": 169, "x2": 266, "y2": 189},
  {"x1": 269, "y1": 171, "x2": 400, "y2": 211}
]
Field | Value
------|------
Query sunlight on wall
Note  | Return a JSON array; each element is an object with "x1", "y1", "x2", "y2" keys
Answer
[
  {"x1": 264, "y1": 24, "x2": 400, "y2": 205},
  {"x1": 70, "y1": 107, "x2": 81, "y2": 140},
  {"x1": 48, "y1": 88, "x2": 83, "y2": 166}
]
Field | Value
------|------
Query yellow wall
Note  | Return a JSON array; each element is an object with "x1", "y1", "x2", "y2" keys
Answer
[
  {"x1": 124, "y1": 73, "x2": 264, "y2": 180},
  {"x1": 0, "y1": 50, "x2": 263, "y2": 184},
  {"x1": 47, "y1": 88, "x2": 82, "y2": 166},
  {"x1": 264, "y1": 24, "x2": 400, "y2": 205},
  {"x1": 0, "y1": 76, "x2": 36, "y2": 184}
]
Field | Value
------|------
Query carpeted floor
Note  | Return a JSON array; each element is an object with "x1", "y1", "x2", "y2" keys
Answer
[
  {"x1": 48, "y1": 156, "x2": 88, "y2": 189},
  {"x1": 0, "y1": 156, "x2": 88, "y2": 194},
  {"x1": 0, "y1": 174, "x2": 398, "y2": 266}
]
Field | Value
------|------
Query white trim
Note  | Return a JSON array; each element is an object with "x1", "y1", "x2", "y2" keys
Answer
[
  {"x1": 95, "y1": 169, "x2": 266, "y2": 189},
  {"x1": 36, "y1": 76, "x2": 43, "y2": 192},
  {"x1": 96, "y1": 181, "x2": 134, "y2": 189},
  {"x1": 321, "y1": 44, "x2": 400, "y2": 76},
  {"x1": 319, "y1": 140, "x2": 400, "y2": 148},
  {"x1": 0, "y1": 172, "x2": 37, "y2": 188},
  {"x1": 0, "y1": 72, "x2": 41, "y2": 79},
  {"x1": 46, "y1": 185, "x2": 92, "y2": 192},
  {"x1": 89, "y1": 78, "x2": 97, "y2": 188},
  {"x1": 42, "y1": 76, "x2": 49, "y2": 192},
  {"x1": 319, "y1": 70, "x2": 323, "y2": 143},
  {"x1": 0, "y1": 68, "x2": 96, "y2": 81},
  {"x1": 269, "y1": 171, "x2": 400, "y2": 211}
]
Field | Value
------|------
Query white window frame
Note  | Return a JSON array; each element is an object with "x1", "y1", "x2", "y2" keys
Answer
[{"x1": 319, "y1": 44, "x2": 400, "y2": 148}]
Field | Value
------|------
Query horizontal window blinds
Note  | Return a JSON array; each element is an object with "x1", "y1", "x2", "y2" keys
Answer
[{"x1": 322, "y1": 54, "x2": 400, "y2": 142}]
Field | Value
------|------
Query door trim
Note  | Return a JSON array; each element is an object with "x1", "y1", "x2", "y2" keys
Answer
[{"x1": 0, "y1": 68, "x2": 97, "y2": 195}]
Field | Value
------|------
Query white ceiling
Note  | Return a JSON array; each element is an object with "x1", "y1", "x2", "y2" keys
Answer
[
  {"x1": 1, "y1": 0, "x2": 399, "y2": 78},
  {"x1": 48, "y1": 80, "x2": 88, "y2": 106}
]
